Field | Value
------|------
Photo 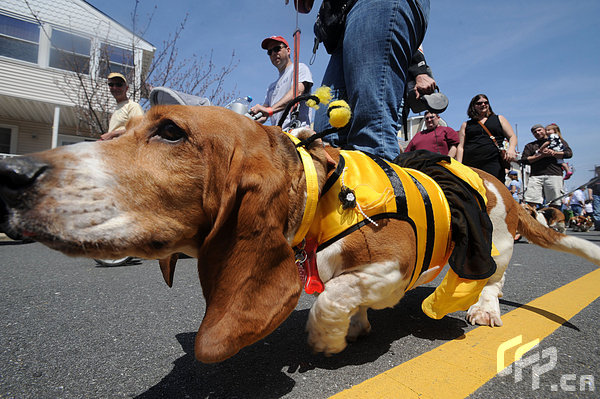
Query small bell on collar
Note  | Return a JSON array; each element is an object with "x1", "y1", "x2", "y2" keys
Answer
[{"x1": 339, "y1": 186, "x2": 357, "y2": 210}]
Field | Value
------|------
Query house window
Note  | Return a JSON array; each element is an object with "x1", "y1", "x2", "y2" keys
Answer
[
  {"x1": 0, "y1": 14, "x2": 40, "y2": 63},
  {"x1": 49, "y1": 29, "x2": 91, "y2": 74},
  {"x1": 98, "y1": 43, "x2": 134, "y2": 78},
  {"x1": 0, "y1": 127, "x2": 14, "y2": 154}
]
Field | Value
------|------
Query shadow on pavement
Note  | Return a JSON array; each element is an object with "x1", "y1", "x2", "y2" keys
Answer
[
  {"x1": 499, "y1": 299, "x2": 580, "y2": 331},
  {"x1": 136, "y1": 287, "x2": 467, "y2": 399}
]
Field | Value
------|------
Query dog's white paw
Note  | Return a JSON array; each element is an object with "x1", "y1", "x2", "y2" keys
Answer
[
  {"x1": 307, "y1": 326, "x2": 348, "y2": 355},
  {"x1": 306, "y1": 309, "x2": 349, "y2": 355},
  {"x1": 466, "y1": 305, "x2": 503, "y2": 327}
]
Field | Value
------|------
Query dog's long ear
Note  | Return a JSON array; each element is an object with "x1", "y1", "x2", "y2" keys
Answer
[{"x1": 194, "y1": 140, "x2": 302, "y2": 363}]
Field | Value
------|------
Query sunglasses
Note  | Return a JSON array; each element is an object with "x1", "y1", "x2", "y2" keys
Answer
[
  {"x1": 267, "y1": 45, "x2": 286, "y2": 56},
  {"x1": 475, "y1": 101, "x2": 489, "y2": 106},
  {"x1": 108, "y1": 82, "x2": 124, "y2": 87},
  {"x1": 425, "y1": 116, "x2": 437, "y2": 120}
]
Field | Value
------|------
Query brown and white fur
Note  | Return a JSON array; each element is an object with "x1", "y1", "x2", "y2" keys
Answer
[
  {"x1": 1, "y1": 106, "x2": 599, "y2": 363},
  {"x1": 523, "y1": 205, "x2": 567, "y2": 234},
  {"x1": 539, "y1": 207, "x2": 567, "y2": 233},
  {"x1": 521, "y1": 202, "x2": 550, "y2": 227}
]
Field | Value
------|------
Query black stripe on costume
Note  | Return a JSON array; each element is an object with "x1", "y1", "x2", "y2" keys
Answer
[
  {"x1": 322, "y1": 153, "x2": 417, "y2": 292},
  {"x1": 321, "y1": 155, "x2": 345, "y2": 197},
  {"x1": 363, "y1": 153, "x2": 408, "y2": 215},
  {"x1": 407, "y1": 174, "x2": 436, "y2": 281}
]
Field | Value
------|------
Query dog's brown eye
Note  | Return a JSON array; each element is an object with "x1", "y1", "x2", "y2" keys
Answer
[{"x1": 155, "y1": 122, "x2": 186, "y2": 143}]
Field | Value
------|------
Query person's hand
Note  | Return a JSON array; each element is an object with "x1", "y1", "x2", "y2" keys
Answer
[
  {"x1": 539, "y1": 147, "x2": 554, "y2": 158},
  {"x1": 249, "y1": 104, "x2": 270, "y2": 124},
  {"x1": 100, "y1": 127, "x2": 125, "y2": 141},
  {"x1": 504, "y1": 149, "x2": 517, "y2": 162},
  {"x1": 414, "y1": 74, "x2": 436, "y2": 99}
]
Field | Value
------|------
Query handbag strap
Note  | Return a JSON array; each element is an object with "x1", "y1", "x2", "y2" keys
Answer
[{"x1": 478, "y1": 120, "x2": 501, "y2": 148}]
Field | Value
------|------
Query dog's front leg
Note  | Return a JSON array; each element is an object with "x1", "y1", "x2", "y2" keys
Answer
[
  {"x1": 307, "y1": 260, "x2": 403, "y2": 355},
  {"x1": 307, "y1": 273, "x2": 363, "y2": 355}
]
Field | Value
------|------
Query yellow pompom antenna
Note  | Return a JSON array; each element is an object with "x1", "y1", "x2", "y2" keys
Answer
[
  {"x1": 327, "y1": 100, "x2": 352, "y2": 128},
  {"x1": 307, "y1": 86, "x2": 332, "y2": 110}
]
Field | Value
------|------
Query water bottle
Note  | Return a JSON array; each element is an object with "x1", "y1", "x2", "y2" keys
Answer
[{"x1": 227, "y1": 96, "x2": 253, "y2": 115}]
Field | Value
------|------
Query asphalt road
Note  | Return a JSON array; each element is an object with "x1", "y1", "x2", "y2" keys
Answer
[{"x1": 1, "y1": 230, "x2": 598, "y2": 399}]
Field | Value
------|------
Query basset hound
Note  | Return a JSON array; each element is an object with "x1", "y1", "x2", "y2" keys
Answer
[
  {"x1": 1, "y1": 106, "x2": 599, "y2": 364},
  {"x1": 569, "y1": 215, "x2": 594, "y2": 232}
]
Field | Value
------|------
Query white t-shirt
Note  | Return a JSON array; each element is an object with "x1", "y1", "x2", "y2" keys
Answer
[
  {"x1": 108, "y1": 99, "x2": 144, "y2": 132},
  {"x1": 571, "y1": 189, "x2": 586, "y2": 206},
  {"x1": 264, "y1": 63, "x2": 313, "y2": 130}
]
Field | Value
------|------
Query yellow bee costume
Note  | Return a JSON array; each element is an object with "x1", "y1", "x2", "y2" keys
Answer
[
  {"x1": 289, "y1": 91, "x2": 498, "y2": 320},
  {"x1": 308, "y1": 150, "x2": 454, "y2": 291},
  {"x1": 298, "y1": 149, "x2": 498, "y2": 320}
]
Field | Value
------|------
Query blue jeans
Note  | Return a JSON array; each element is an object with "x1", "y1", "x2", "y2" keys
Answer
[
  {"x1": 314, "y1": 0, "x2": 430, "y2": 161},
  {"x1": 593, "y1": 194, "x2": 600, "y2": 229},
  {"x1": 571, "y1": 204, "x2": 583, "y2": 217}
]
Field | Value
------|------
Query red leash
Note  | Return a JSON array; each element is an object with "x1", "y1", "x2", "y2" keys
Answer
[{"x1": 293, "y1": 28, "x2": 301, "y2": 100}]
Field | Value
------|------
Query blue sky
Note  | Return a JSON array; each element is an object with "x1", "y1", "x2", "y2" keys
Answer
[{"x1": 87, "y1": 0, "x2": 600, "y2": 190}]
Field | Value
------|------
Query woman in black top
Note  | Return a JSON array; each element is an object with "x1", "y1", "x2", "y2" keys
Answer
[{"x1": 456, "y1": 94, "x2": 517, "y2": 182}]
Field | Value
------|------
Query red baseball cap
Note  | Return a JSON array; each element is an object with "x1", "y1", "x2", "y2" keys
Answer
[{"x1": 261, "y1": 36, "x2": 289, "y2": 50}]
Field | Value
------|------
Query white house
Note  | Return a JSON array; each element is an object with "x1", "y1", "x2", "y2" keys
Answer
[{"x1": 0, "y1": 0, "x2": 155, "y2": 157}]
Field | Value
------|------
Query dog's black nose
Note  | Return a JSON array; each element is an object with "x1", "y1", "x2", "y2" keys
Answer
[{"x1": 0, "y1": 156, "x2": 49, "y2": 206}]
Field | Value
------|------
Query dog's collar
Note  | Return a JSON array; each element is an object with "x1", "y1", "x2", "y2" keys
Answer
[{"x1": 284, "y1": 132, "x2": 319, "y2": 247}]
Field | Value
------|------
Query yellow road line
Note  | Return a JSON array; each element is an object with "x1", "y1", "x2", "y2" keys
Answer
[{"x1": 331, "y1": 268, "x2": 600, "y2": 399}]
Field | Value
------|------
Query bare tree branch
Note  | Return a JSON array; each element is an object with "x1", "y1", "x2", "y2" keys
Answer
[{"x1": 24, "y1": 1, "x2": 239, "y2": 138}]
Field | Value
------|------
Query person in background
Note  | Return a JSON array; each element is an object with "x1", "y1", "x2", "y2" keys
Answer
[
  {"x1": 561, "y1": 195, "x2": 573, "y2": 221},
  {"x1": 570, "y1": 188, "x2": 586, "y2": 216},
  {"x1": 100, "y1": 72, "x2": 144, "y2": 141},
  {"x1": 507, "y1": 170, "x2": 521, "y2": 203},
  {"x1": 521, "y1": 124, "x2": 573, "y2": 209},
  {"x1": 404, "y1": 111, "x2": 458, "y2": 157},
  {"x1": 250, "y1": 36, "x2": 313, "y2": 130},
  {"x1": 456, "y1": 94, "x2": 517, "y2": 182},
  {"x1": 584, "y1": 193, "x2": 593, "y2": 216},
  {"x1": 537, "y1": 123, "x2": 573, "y2": 180},
  {"x1": 590, "y1": 178, "x2": 600, "y2": 231}
]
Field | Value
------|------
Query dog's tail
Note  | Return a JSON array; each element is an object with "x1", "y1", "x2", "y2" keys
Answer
[{"x1": 517, "y1": 205, "x2": 600, "y2": 266}]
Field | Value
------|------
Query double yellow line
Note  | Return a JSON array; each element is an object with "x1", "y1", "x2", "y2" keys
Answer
[{"x1": 332, "y1": 268, "x2": 600, "y2": 398}]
